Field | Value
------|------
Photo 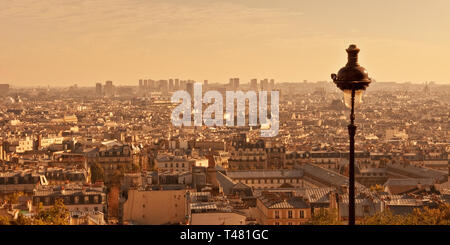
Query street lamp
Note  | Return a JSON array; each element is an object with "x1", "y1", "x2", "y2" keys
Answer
[{"x1": 331, "y1": 44, "x2": 372, "y2": 225}]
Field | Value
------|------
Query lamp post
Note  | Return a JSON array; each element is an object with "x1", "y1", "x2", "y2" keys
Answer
[{"x1": 331, "y1": 44, "x2": 372, "y2": 225}]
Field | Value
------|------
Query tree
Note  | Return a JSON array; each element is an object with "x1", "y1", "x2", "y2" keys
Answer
[
  {"x1": 308, "y1": 208, "x2": 342, "y2": 225},
  {"x1": 33, "y1": 198, "x2": 70, "y2": 225},
  {"x1": 361, "y1": 209, "x2": 407, "y2": 225},
  {"x1": 90, "y1": 162, "x2": 105, "y2": 183},
  {"x1": 109, "y1": 168, "x2": 124, "y2": 185},
  {"x1": 362, "y1": 204, "x2": 450, "y2": 225},
  {"x1": 0, "y1": 215, "x2": 10, "y2": 225},
  {"x1": 369, "y1": 184, "x2": 385, "y2": 193},
  {"x1": 10, "y1": 213, "x2": 33, "y2": 225},
  {"x1": 7, "y1": 191, "x2": 24, "y2": 204},
  {"x1": 130, "y1": 162, "x2": 140, "y2": 173},
  {"x1": 408, "y1": 204, "x2": 450, "y2": 225}
]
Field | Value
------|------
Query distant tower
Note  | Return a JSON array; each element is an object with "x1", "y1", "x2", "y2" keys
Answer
[
  {"x1": 186, "y1": 82, "x2": 194, "y2": 98},
  {"x1": 229, "y1": 78, "x2": 239, "y2": 90},
  {"x1": 250, "y1": 79, "x2": 258, "y2": 91},
  {"x1": 160, "y1": 80, "x2": 169, "y2": 94},
  {"x1": 148, "y1": 79, "x2": 154, "y2": 91},
  {"x1": 175, "y1": 79, "x2": 180, "y2": 90},
  {"x1": 270, "y1": 79, "x2": 275, "y2": 90},
  {"x1": 139, "y1": 79, "x2": 143, "y2": 89},
  {"x1": 204, "y1": 80, "x2": 208, "y2": 90},
  {"x1": 260, "y1": 79, "x2": 268, "y2": 90},
  {"x1": 95, "y1": 83, "x2": 102, "y2": 97},
  {"x1": 169, "y1": 79, "x2": 174, "y2": 91},
  {"x1": 143, "y1": 80, "x2": 148, "y2": 92},
  {"x1": 180, "y1": 80, "x2": 187, "y2": 90},
  {"x1": 104, "y1": 81, "x2": 114, "y2": 97},
  {"x1": 0, "y1": 84, "x2": 10, "y2": 97}
]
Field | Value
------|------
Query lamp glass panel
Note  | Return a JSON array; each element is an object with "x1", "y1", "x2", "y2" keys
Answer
[{"x1": 343, "y1": 89, "x2": 363, "y2": 109}]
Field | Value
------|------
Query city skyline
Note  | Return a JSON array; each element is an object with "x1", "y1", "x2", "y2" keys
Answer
[{"x1": 2, "y1": 0, "x2": 450, "y2": 86}]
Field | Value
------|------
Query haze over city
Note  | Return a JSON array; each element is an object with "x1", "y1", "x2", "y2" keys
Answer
[
  {"x1": 2, "y1": 0, "x2": 450, "y2": 86},
  {"x1": 1, "y1": 0, "x2": 450, "y2": 233}
]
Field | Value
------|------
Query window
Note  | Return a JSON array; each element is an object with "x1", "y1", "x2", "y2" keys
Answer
[
  {"x1": 74, "y1": 196, "x2": 79, "y2": 204},
  {"x1": 275, "y1": 222, "x2": 280, "y2": 225},
  {"x1": 300, "y1": 210, "x2": 305, "y2": 219},
  {"x1": 84, "y1": 196, "x2": 89, "y2": 203},
  {"x1": 94, "y1": 196, "x2": 99, "y2": 203},
  {"x1": 288, "y1": 210, "x2": 293, "y2": 219},
  {"x1": 288, "y1": 222, "x2": 292, "y2": 225},
  {"x1": 274, "y1": 210, "x2": 280, "y2": 219},
  {"x1": 363, "y1": 205, "x2": 370, "y2": 213}
]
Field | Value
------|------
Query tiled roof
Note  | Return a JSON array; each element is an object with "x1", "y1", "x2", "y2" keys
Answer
[
  {"x1": 34, "y1": 188, "x2": 103, "y2": 196},
  {"x1": 216, "y1": 171, "x2": 235, "y2": 195},
  {"x1": 387, "y1": 163, "x2": 447, "y2": 179},
  {"x1": 305, "y1": 187, "x2": 334, "y2": 203},
  {"x1": 384, "y1": 178, "x2": 435, "y2": 186},
  {"x1": 339, "y1": 193, "x2": 381, "y2": 204},
  {"x1": 226, "y1": 169, "x2": 303, "y2": 179},
  {"x1": 260, "y1": 196, "x2": 309, "y2": 209},
  {"x1": 190, "y1": 202, "x2": 218, "y2": 211}
]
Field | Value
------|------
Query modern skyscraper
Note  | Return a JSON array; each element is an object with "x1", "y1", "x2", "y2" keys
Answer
[
  {"x1": 144, "y1": 80, "x2": 148, "y2": 92},
  {"x1": 148, "y1": 79, "x2": 154, "y2": 91},
  {"x1": 0, "y1": 84, "x2": 10, "y2": 96},
  {"x1": 260, "y1": 79, "x2": 269, "y2": 90},
  {"x1": 229, "y1": 78, "x2": 239, "y2": 90},
  {"x1": 104, "y1": 81, "x2": 114, "y2": 97},
  {"x1": 250, "y1": 79, "x2": 258, "y2": 91},
  {"x1": 169, "y1": 79, "x2": 174, "y2": 92},
  {"x1": 95, "y1": 83, "x2": 102, "y2": 97},
  {"x1": 186, "y1": 82, "x2": 194, "y2": 98},
  {"x1": 175, "y1": 79, "x2": 180, "y2": 90},
  {"x1": 180, "y1": 80, "x2": 187, "y2": 90},
  {"x1": 160, "y1": 80, "x2": 169, "y2": 94}
]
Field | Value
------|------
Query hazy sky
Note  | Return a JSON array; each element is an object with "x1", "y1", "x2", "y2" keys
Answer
[{"x1": 1, "y1": 0, "x2": 450, "y2": 86}]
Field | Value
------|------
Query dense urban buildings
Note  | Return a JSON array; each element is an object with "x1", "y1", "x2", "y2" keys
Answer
[{"x1": 0, "y1": 80, "x2": 449, "y2": 225}]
